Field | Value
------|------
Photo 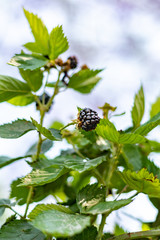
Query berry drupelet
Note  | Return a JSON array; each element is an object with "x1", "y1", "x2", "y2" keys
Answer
[{"x1": 78, "y1": 108, "x2": 100, "y2": 131}]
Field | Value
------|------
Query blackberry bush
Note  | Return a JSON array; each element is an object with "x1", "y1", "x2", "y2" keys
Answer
[{"x1": 0, "y1": 8, "x2": 160, "y2": 240}]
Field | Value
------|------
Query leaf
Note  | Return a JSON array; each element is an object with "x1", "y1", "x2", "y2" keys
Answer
[
  {"x1": 77, "y1": 183, "x2": 106, "y2": 213},
  {"x1": 29, "y1": 204, "x2": 91, "y2": 238},
  {"x1": 0, "y1": 155, "x2": 30, "y2": 168},
  {"x1": 119, "y1": 168, "x2": 160, "y2": 198},
  {"x1": 68, "y1": 226, "x2": 98, "y2": 240},
  {"x1": 8, "y1": 53, "x2": 48, "y2": 70},
  {"x1": 96, "y1": 119, "x2": 146, "y2": 144},
  {"x1": 131, "y1": 86, "x2": 145, "y2": 128},
  {"x1": 0, "y1": 199, "x2": 11, "y2": 217},
  {"x1": 26, "y1": 139, "x2": 53, "y2": 155},
  {"x1": 19, "y1": 165, "x2": 68, "y2": 186},
  {"x1": 31, "y1": 117, "x2": 62, "y2": 141},
  {"x1": 150, "y1": 96, "x2": 160, "y2": 118},
  {"x1": 23, "y1": 9, "x2": 49, "y2": 55},
  {"x1": 10, "y1": 175, "x2": 67, "y2": 205},
  {"x1": 114, "y1": 224, "x2": 126, "y2": 236},
  {"x1": 0, "y1": 75, "x2": 31, "y2": 103},
  {"x1": 8, "y1": 95, "x2": 35, "y2": 106},
  {"x1": 68, "y1": 69, "x2": 102, "y2": 94},
  {"x1": 19, "y1": 68, "x2": 43, "y2": 92},
  {"x1": 134, "y1": 112, "x2": 160, "y2": 136},
  {"x1": 46, "y1": 81, "x2": 66, "y2": 88},
  {"x1": 0, "y1": 119, "x2": 36, "y2": 139},
  {"x1": 81, "y1": 198, "x2": 132, "y2": 215},
  {"x1": 63, "y1": 155, "x2": 107, "y2": 173},
  {"x1": 0, "y1": 220, "x2": 45, "y2": 240},
  {"x1": 49, "y1": 25, "x2": 69, "y2": 59}
]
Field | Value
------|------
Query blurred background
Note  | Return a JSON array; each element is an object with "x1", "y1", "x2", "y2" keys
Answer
[{"x1": 0, "y1": 0, "x2": 160, "y2": 233}]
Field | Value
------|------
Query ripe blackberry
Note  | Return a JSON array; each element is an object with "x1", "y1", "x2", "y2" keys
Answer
[
  {"x1": 78, "y1": 108, "x2": 100, "y2": 131},
  {"x1": 68, "y1": 56, "x2": 78, "y2": 69}
]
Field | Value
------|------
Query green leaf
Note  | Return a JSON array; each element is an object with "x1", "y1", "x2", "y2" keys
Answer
[
  {"x1": 68, "y1": 69, "x2": 102, "y2": 94},
  {"x1": 0, "y1": 220, "x2": 45, "y2": 240},
  {"x1": 96, "y1": 119, "x2": 146, "y2": 144},
  {"x1": 0, "y1": 199, "x2": 11, "y2": 217},
  {"x1": 131, "y1": 86, "x2": 145, "y2": 128},
  {"x1": 80, "y1": 198, "x2": 132, "y2": 215},
  {"x1": 8, "y1": 94, "x2": 35, "y2": 106},
  {"x1": 8, "y1": 53, "x2": 48, "y2": 70},
  {"x1": 23, "y1": 9, "x2": 49, "y2": 55},
  {"x1": 19, "y1": 68, "x2": 43, "y2": 92},
  {"x1": 77, "y1": 183, "x2": 106, "y2": 213},
  {"x1": 31, "y1": 117, "x2": 62, "y2": 141},
  {"x1": 122, "y1": 145, "x2": 144, "y2": 171},
  {"x1": 63, "y1": 155, "x2": 107, "y2": 173},
  {"x1": 114, "y1": 224, "x2": 126, "y2": 236},
  {"x1": 134, "y1": 112, "x2": 160, "y2": 136},
  {"x1": 19, "y1": 165, "x2": 68, "y2": 186},
  {"x1": 0, "y1": 119, "x2": 36, "y2": 139},
  {"x1": 0, "y1": 75, "x2": 31, "y2": 103},
  {"x1": 119, "y1": 168, "x2": 160, "y2": 198},
  {"x1": 46, "y1": 81, "x2": 66, "y2": 88},
  {"x1": 29, "y1": 204, "x2": 90, "y2": 238},
  {"x1": 150, "y1": 96, "x2": 160, "y2": 118},
  {"x1": 49, "y1": 25, "x2": 69, "y2": 60},
  {"x1": 0, "y1": 155, "x2": 30, "y2": 168},
  {"x1": 26, "y1": 139, "x2": 53, "y2": 155},
  {"x1": 68, "y1": 226, "x2": 98, "y2": 240},
  {"x1": 10, "y1": 175, "x2": 67, "y2": 205}
]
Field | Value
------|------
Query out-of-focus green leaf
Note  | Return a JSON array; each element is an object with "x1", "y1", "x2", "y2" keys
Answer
[
  {"x1": 119, "y1": 168, "x2": 160, "y2": 198},
  {"x1": 96, "y1": 119, "x2": 146, "y2": 144},
  {"x1": 8, "y1": 94, "x2": 34, "y2": 106},
  {"x1": 8, "y1": 53, "x2": 48, "y2": 70},
  {"x1": 0, "y1": 199, "x2": 12, "y2": 217},
  {"x1": 23, "y1": 8, "x2": 49, "y2": 55},
  {"x1": 68, "y1": 69, "x2": 102, "y2": 94},
  {"x1": 49, "y1": 25, "x2": 69, "y2": 59},
  {"x1": 150, "y1": 97, "x2": 160, "y2": 118},
  {"x1": 29, "y1": 204, "x2": 90, "y2": 238},
  {"x1": 19, "y1": 68, "x2": 43, "y2": 92},
  {"x1": 31, "y1": 117, "x2": 62, "y2": 141},
  {"x1": 0, "y1": 155, "x2": 30, "y2": 168},
  {"x1": 134, "y1": 112, "x2": 160, "y2": 136},
  {"x1": 0, "y1": 220, "x2": 45, "y2": 240},
  {"x1": 131, "y1": 86, "x2": 145, "y2": 128},
  {"x1": 26, "y1": 139, "x2": 53, "y2": 155},
  {"x1": 0, "y1": 75, "x2": 31, "y2": 102},
  {"x1": 0, "y1": 119, "x2": 36, "y2": 139},
  {"x1": 68, "y1": 226, "x2": 98, "y2": 240}
]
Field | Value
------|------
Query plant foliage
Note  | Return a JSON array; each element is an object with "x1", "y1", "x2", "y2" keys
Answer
[{"x1": 0, "y1": 8, "x2": 160, "y2": 240}]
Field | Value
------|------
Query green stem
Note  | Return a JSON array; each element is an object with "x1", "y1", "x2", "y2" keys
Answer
[
  {"x1": 23, "y1": 186, "x2": 33, "y2": 218},
  {"x1": 107, "y1": 229, "x2": 160, "y2": 240},
  {"x1": 46, "y1": 70, "x2": 61, "y2": 110},
  {"x1": 9, "y1": 207, "x2": 23, "y2": 218},
  {"x1": 96, "y1": 213, "x2": 108, "y2": 240}
]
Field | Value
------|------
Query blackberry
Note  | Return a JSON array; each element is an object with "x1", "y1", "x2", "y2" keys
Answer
[
  {"x1": 36, "y1": 93, "x2": 52, "y2": 111},
  {"x1": 78, "y1": 108, "x2": 100, "y2": 131},
  {"x1": 68, "y1": 56, "x2": 78, "y2": 69}
]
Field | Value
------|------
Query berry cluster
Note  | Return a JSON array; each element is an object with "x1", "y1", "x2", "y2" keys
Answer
[{"x1": 79, "y1": 108, "x2": 100, "y2": 131}]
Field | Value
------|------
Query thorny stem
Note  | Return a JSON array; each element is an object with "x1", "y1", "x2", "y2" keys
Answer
[{"x1": 107, "y1": 229, "x2": 160, "y2": 240}]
